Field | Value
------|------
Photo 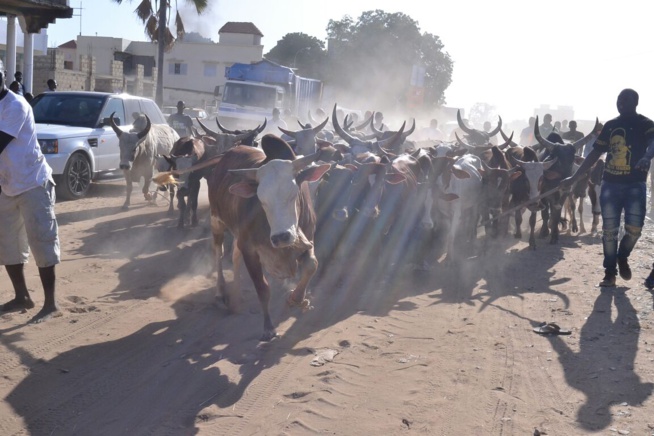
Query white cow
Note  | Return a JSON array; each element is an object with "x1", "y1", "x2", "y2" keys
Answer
[{"x1": 110, "y1": 113, "x2": 179, "y2": 210}]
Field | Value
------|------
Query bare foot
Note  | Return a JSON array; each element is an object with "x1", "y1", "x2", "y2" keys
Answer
[
  {"x1": 1, "y1": 298, "x2": 35, "y2": 312},
  {"x1": 29, "y1": 305, "x2": 63, "y2": 324}
]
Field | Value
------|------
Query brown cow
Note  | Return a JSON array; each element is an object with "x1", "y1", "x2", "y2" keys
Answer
[{"x1": 207, "y1": 135, "x2": 330, "y2": 341}]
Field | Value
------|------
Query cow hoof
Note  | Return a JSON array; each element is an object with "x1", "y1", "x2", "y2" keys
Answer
[
  {"x1": 260, "y1": 330, "x2": 278, "y2": 342},
  {"x1": 121, "y1": 204, "x2": 129, "y2": 211},
  {"x1": 287, "y1": 295, "x2": 313, "y2": 312}
]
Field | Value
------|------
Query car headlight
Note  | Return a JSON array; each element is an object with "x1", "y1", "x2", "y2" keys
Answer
[{"x1": 38, "y1": 139, "x2": 58, "y2": 154}]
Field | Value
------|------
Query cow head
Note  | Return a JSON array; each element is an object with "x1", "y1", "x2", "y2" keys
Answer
[
  {"x1": 111, "y1": 112, "x2": 151, "y2": 170},
  {"x1": 457, "y1": 109, "x2": 502, "y2": 146},
  {"x1": 332, "y1": 104, "x2": 406, "y2": 156},
  {"x1": 228, "y1": 153, "x2": 331, "y2": 248},
  {"x1": 278, "y1": 117, "x2": 330, "y2": 156}
]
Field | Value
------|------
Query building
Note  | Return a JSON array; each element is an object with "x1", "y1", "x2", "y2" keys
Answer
[
  {"x1": 0, "y1": 1, "x2": 73, "y2": 93},
  {"x1": 29, "y1": 21, "x2": 264, "y2": 109}
]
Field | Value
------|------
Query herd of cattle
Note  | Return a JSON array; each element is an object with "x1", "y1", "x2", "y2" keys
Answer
[{"x1": 107, "y1": 105, "x2": 604, "y2": 341}]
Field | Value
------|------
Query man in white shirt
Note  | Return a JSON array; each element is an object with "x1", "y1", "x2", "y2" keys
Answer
[{"x1": 0, "y1": 70, "x2": 61, "y2": 322}]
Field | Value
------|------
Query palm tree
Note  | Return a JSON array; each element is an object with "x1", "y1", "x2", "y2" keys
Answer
[{"x1": 112, "y1": 0, "x2": 207, "y2": 106}]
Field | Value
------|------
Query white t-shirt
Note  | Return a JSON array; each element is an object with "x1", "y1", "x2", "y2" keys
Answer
[{"x1": 0, "y1": 89, "x2": 52, "y2": 196}]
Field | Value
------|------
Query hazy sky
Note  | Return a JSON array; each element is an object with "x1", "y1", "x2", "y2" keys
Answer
[{"x1": 45, "y1": 0, "x2": 654, "y2": 123}]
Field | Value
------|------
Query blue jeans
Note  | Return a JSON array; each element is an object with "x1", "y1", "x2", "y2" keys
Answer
[{"x1": 600, "y1": 181, "x2": 646, "y2": 275}]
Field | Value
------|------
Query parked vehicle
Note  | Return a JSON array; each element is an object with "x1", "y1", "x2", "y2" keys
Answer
[
  {"x1": 30, "y1": 91, "x2": 168, "y2": 200},
  {"x1": 217, "y1": 59, "x2": 322, "y2": 130}
]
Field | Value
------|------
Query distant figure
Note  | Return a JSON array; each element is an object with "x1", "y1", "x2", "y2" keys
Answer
[
  {"x1": 10, "y1": 71, "x2": 25, "y2": 96},
  {"x1": 263, "y1": 107, "x2": 288, "y2": 135},
  {"x1": 167, "y1": 100, "x2": 193, "y2": 137},
  {"x1": 44, "y1": 79, "x2": 57, "y2": 93},
  {"x1": 416, "y1": 118, "x2": 443, "y2": 141},
  {"x1": 373, "y1": 111, "x2": 387, "y2": 131},
  {"x1": 561, "y1": 119, "x2": 569, "y2": 133},
  {"x1": 562, "y1": 120, "x2": 585, "y2": 153},
  {"x1": 23, "y1": 92, "x2": 34, "y2": 103},
  {"x1": 538, "y1": 113, "x2": 555, "y2": 142},
  {"x1": 520, "y1": 116, "x2": 536, "y2": 146}
]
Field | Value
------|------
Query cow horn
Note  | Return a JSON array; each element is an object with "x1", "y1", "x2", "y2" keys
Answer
[
  {"x1": 401, "y1": 119, "x2": 416, "y2": 142},
  {"x1": 455, "y1": 132, "x2": 492, "y2": 153},
  {"x1": 215, "y1": 117, "x2": 236, "y2": 134},
  {"x1": 571, "y1": 117, "x2": 600, "y2": 150},
  {"x1": 500, "y1": 128, "x2": 519, "y2": 148},
  {"x1": 370, "y1": 112, "x2": 384, "y2": 138},
  {"x1": 487, "y1": 116, "x2": 503, "y2": 137},
  {"x1": 497, "y1": 131, "x2": 514, "y2": 150},
  {"x1": 533, "y1": 116, "x2": 558, "y2": 151},
  {"x1": 343, "y1": 114, "x2": 354, "y2": 131},
  {"x1": 354, "y1": 112, "x2": 373, "y2": 131},
  {"x1": 277, "y1": 126, "x2": 297, "y2": 138},
  {"x1": 109, "y1": 112, "x2": 123, "y2": 137},
  {"x1": 137, "y1": 114, "x2": 151, "y2": 139},
  {"x1": 332, "y1": 104, "x2": 357, "y2": 145},
  {"x1": 298, "y1": 120, "x2": 309, "y2": 129},
  {"x1": 197, "y1": 118, "x2": 219, "y2": 137},
  {"x1": 457, "y1": 109, "x2": 476, "y2": 135},
  {"x1": 377, "y1": 121, "x2": 406, "y2": 150},
  {"x1": 312, "y1": 117, "x2": 330, "y2": 135},
  {"x1": 256, "y1": 118, "x2": 267, "y2": 134}
]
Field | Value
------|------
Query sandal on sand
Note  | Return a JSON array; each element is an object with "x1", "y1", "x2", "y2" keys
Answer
[{"x1": 533, "y1": 322, "x2": 571, "y2": 336}]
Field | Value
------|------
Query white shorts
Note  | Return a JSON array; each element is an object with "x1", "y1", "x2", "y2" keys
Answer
[{"x1": 0, "y1": 181, "x2": 61, "y2": 268}]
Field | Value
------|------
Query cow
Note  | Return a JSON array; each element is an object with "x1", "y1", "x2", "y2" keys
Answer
[
  {"x1": 456, "y1": 109, "x2": 502, "y2": 145},
  {"x1": 207, "y1": 136, "x2": 330, "y2": 341},
  {"x1": 212, "y1": 116, "x2": 267, "y2": 146},
  {"x1": 533, "y1": 117, "x2": 599, "y2": 244},
  {"x1": 588, "y1": 159, "x2": 605, "y2": 235},
  {"x1": 110, "y1": 113, "x2": 179, "y2": 210},
  {"x1": 196, "y1": 118, "x2": 262, "y2": 151},
  {"x1": 332, "y1": 104, "x2": 406, "y2": 156}
]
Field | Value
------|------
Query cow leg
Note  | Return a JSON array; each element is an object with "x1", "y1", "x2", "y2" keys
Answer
[
  {"x1": 288, "y1": 248, "x2": 318, "y2": 311},
  {"x1": 143, "y1": 172, "x2": 155, "y2": 204},
  {"x1": 122, "y1": 170, "x2": 132, "y2": 210},
  {"x1": 577, "y1": 196, "x2": 586, "y2": 234},
  {"x1": 568, "y1": 196, "x2": 577, "y2": 234},
  {"x1": 176, "y1": 189, "x2": 187, "y2": 229},
  {"x1": 514, "y1": 207, "x2": 523, "y2": 239},
  {"x1": 239, "y1": 246, "x2": 276, "y2": 342},
  {"x1": 528, "y1": 209, "x2": 537, "y2": 250},
  {"x1": 539, "y1": 200, "x2": 550, "y2": 238},
  {"x1": 210, "y1": 214, "x2": 230, "y2": 307},
  {"x1": 190, "y1": 178, "x2": 201, "y2": 227},
  {"x1": 167, "y1": 183, "x2": 175, "y2": 216},
  {"x1": 549, "y1": 198, "x2": 563, "y2": 244}
]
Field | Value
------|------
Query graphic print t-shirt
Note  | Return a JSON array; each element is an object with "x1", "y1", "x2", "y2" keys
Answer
[{"x1": 593, "y1": 114, "x2": 654, "y2": 183}]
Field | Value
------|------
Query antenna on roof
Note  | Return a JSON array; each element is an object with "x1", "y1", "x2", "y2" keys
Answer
[{"x1": 73, "y1": 1, "x2": 84, "y2": 36}]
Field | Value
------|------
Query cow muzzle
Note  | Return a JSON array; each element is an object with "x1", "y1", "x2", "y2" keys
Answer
[
  {"x1": 120, "y1": 163, "x2": 132, "y2": 170},
  {"x1": 271, "y1": 231, "x2": 293, "y2": 248},
  {"x1": 332, "y1": 208, "x2": 349, "y2": 222}
]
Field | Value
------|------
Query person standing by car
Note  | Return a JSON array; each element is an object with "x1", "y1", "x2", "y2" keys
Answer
[
  {"x1": 0, "y1": 67, "x2": 61, "y2": 322},
  {"x1": 10, "y1": 71, "x2": 26, "y2": 96},
  {"x1": 167, "y1": 100, "x2": 193, "y2": 137}
]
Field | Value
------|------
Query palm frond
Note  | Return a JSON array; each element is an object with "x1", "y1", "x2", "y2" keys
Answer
[
  {"x1": 187, "y1": 0, "x2": 208, "y2": 14},
  {"x1": 175, "y1": 11, "x2": 185, "y2": 39},
  {"x1": 145, "y1": 15, "x2": 158, "y2": 42},
  {"x1": 164, "y1": 27, "x2": 175, "y2": 52},
  {"x1": 134, "y1": 0, "x2": 153, "y2": 23}
]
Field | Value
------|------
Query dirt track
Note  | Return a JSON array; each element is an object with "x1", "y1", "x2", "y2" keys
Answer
[{"x1": 1, "y1": 180, "x2": 654, "y2": 435}]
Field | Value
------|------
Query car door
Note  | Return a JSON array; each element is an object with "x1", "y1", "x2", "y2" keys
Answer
[{"x1": 94, "y1": 97, "x2": 127, "y2": 172}]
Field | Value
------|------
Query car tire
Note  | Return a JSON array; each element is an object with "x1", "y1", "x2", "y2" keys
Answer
[{"x1": 57, "y1": 153, "x2": 92, "y2": 200}]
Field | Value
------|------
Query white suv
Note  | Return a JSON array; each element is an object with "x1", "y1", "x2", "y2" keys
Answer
[{"x1": 31, "y1": 91, "x2": 168, "y2": 199}]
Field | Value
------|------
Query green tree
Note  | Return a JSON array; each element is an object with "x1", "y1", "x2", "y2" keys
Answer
[
  {"x1": 264, "y1": 33, "x2": 327, "y2": 80},
  {"x1": 112, "y1": 0, "x2": 207, "y2": 106},
  {"x1": 325, "y1": 10, "x2": 453, "y2": 111}
]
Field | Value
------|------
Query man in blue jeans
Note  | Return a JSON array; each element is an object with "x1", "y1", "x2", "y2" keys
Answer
[{"x1": 561, "y1": 88, "x2": 654, "y2": 287}]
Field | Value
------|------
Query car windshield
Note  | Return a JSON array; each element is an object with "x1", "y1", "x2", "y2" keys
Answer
[{"x1": 32, "y1": 94, "x2": 106, "y2": 128}]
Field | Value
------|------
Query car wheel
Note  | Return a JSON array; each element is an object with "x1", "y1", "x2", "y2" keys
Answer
[{"x1": 58, "y1": 153, "x2": 92, "y2": 200}]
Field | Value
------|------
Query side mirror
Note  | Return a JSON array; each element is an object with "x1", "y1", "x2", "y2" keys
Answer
[{"x1": 100, "y1": 117, "x2": 121, "y2": 127}]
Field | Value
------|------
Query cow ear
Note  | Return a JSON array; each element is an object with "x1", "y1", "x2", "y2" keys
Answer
[
  {"x1": 229, "y1": 181, "x2": 257, "y2": 198},
  {"x1": 385, "y1": 173, "x2": 407, "y2": 185},
  {"x1": 451, "y1": 167, "x2": 471, "y2": 179},
  {"x1": 296, "y1": 163, "x2": 331, "y2": 185},
  {"x1": 509, "y1": 170, "x2": 523, "y2": 181},
  {"x1": 440, "y1": 193, "x2": 459, "y2": 201}
]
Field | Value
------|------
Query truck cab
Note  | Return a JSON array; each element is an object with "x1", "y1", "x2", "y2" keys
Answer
[{"x1": 217, "y1": 80, "x2": 284, "y2": 130}]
